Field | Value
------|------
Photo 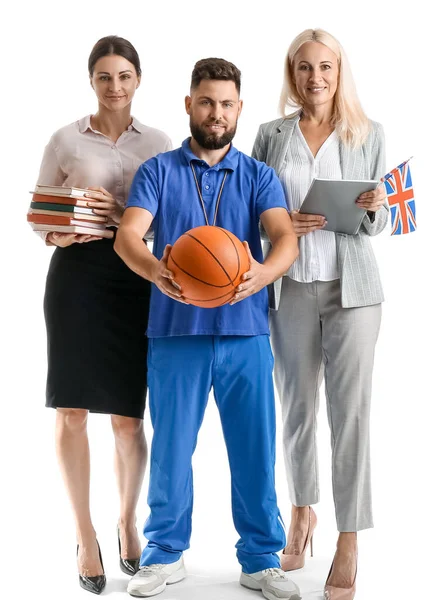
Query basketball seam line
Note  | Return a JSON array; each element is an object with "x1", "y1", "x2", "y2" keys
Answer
[
  {"x1": 185, "y1": 232, "x2": 234, "y2": 285},
  {"x1": 217, "y1": 228, "x2": 241, "y2": 280},
  {"x1": 169, "y1": 254, "x2": 234, "y2": 289},
  {"x1": 183, "y1": 289, "x2": 234, "y2": 302}
]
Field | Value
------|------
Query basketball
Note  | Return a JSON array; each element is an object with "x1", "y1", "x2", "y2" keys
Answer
[{"x1": 167, "y1": 225, "x2": 250, "y2": 308}]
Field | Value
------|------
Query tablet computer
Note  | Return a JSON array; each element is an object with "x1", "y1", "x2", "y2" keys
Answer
[{"x1": 299, "y1": 178, "x2": 379, "y2": 235}]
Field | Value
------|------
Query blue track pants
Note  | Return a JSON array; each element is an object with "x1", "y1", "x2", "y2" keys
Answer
[{"x1": 140, "y1": 335, "x2": 286, "y2": 574}]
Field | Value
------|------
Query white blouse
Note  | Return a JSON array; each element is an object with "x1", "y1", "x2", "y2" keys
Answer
[{"x1": 280, "y1": 118, "x2": 342, "y2": 282}]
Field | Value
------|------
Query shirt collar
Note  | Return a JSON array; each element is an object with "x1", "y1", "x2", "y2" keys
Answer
[
  {"x1": 181, "y1": 137, "x2": 239, "y2": 171},
  {"x1": 129, "y1": 117, "x2": 143, "y2": 133},
  {"x1": 78, "y1": 115, "x2": 142, "y2": 134},
  {"x1": 79, "y1": 115, "x2": 92, "y2": 133}
]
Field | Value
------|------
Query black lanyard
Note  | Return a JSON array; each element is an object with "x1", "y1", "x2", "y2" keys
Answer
[{"x1": 190, "y1": 163, "x2": 228, "y2": 226}]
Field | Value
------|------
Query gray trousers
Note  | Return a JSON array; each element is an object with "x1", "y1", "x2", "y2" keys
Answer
[{"x1": 270, "y1": 277, "x2": 381, "y2": 532}]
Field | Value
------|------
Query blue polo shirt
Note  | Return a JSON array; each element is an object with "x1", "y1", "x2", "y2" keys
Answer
[{"x1": 126, "y1": 139, "x2": 287, "y2": 337}]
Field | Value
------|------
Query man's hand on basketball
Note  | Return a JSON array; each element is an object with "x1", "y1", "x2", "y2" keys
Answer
[
  {"x1": 153, "y1": 245, "x2": 189, "y2": 304},
  {"x1": 230, "y1": 242, "x2": 271, "y2": 305}
]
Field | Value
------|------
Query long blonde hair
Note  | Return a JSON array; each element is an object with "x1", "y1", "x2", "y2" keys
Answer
[{"x1": 280, "y1": 29, "x2": 370, "y2": 148}]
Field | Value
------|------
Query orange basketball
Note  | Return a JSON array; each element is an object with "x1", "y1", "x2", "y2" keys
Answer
[{"x1": 167, "y1": 225, "x2": 250, "y2": 308}]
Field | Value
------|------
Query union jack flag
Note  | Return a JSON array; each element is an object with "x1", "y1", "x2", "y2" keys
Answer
[{"x1": 382, "y1": 157, "x2": 416, "y2": 235}]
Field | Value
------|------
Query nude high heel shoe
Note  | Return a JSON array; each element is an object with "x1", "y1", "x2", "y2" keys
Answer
[
  {"x1": 281, "y1": 506, "x2": 317, "y2": 571},
  {"x1": 324, "y1": 552, "x2": 357, "y2": 600}
]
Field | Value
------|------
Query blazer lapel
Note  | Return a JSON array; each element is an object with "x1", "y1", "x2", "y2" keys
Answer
[{"x1": 268, "y1": 115, "x2": 299, "y2": 176}]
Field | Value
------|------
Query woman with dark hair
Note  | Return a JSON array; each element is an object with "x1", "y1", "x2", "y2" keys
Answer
[{"x1": 36, "y1": 35, "x2": 171, "y2": 594}]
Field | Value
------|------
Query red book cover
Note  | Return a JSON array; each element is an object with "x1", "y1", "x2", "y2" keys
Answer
[{"x1": 31, "y1": 193, "x2": 90, "y2": 208}]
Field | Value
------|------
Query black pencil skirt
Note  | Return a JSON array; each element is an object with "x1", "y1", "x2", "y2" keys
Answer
[{"x1": 44, "y1": 235, "x2": 151, "y2": 419}]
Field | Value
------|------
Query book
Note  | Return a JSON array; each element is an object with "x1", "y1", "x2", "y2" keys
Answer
[
  {"x1": 30, "y1": 201, "x2": 97, "y2": 216},
  {"x1": 299, "y1": 178, "x2": 379, "y2": 235},
  {"x1": 30, "y1": 193, "x2": 90, "y2": 207},
  {"x1": 27, "y1": 213, "x2": 108, "y2": 229},
  {"x1": 34, "y1": 184, "x2": 89, "y2": 198},
  {"x1": 30, "y1": 223, "x2": 114, "y2": 238},
  {"x1": 29, "y1": 207, "x2": 107, "y2": 223}
]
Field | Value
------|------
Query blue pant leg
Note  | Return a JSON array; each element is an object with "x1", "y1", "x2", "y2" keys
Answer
[
  {"x1": 213, "y1": 335, "x2": 286, "y2": 574},
  {"x1": 140, "y1": 336, "x2": 213, "y2": 566}
]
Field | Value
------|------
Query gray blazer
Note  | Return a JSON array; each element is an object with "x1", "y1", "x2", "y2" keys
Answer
[{"x1": 252, "y1": 112, "x2": 388, "y2": 309}]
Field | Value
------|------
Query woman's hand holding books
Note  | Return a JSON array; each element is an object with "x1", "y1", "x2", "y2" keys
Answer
[
  {"x1": 47, "y1": 232, "x2": 103, "y2": 247},
  {"x1": 84, "y1": 186, "x2": 124, "y2": 223}
]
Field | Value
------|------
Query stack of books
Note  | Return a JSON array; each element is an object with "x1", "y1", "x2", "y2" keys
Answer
[{"x1": 27, "y1": 185, "x2": 113, "y2": 238}]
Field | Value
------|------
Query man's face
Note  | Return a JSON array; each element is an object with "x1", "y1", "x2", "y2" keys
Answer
[{"x1": 185, "y1": 79, "x2": 243, "y2": 150}]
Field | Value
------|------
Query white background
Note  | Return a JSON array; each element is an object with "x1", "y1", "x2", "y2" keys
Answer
[{"x1": 1, "y1": 1, "x2": 443, "y2": 599}]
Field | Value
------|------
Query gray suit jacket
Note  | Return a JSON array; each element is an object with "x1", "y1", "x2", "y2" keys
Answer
[{"x1": 252, "y1": 112, "x2": 388, "y2": 309}]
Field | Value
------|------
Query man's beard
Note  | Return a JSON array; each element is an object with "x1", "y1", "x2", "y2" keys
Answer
[{"x1": 190, "y1": 118, "x2": 237, "y2": 150}]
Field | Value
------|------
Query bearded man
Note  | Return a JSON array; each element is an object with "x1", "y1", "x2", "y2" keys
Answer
[{"x1": 115, "y1": 58, "x2": 300, "y2": 600}]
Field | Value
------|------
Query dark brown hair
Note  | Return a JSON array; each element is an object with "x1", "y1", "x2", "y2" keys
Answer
[
  {"x1": 191, "y1": 58, "x2": 241, "y2": 93},
  {"x1": 88, "y1": 36, "x2": 141, "y2": 77}
]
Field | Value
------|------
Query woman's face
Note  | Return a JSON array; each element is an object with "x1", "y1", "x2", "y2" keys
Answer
[
  {"x1": 90, "y1": 54, "x2": 140, "y2": 112},
  {"x1": 293, "y1": 42, "x2": 338, "y2": 110}
]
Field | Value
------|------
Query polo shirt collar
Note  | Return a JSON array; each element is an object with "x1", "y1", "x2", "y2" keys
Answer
[
  {"x1": 181, "y1": 137, "x2": 239, "y2": 171},
  {"x1": 78, "y1": 115, "x2": 142, "y2": 134}
]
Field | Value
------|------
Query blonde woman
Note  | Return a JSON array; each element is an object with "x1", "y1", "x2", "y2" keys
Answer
[{"x1": 252, "y1": 29, "x2": 387, "y2": 600}]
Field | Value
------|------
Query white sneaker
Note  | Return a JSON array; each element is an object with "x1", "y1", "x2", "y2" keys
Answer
[
  {"x1": 127, "y1": 557, "x2": 186, "y2": 597},
  {"x1": 240, "y1": 567, "x2": 301, "y2": 600}
]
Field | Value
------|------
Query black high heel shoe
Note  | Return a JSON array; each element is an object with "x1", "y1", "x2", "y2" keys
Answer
[
  {"x1": 77, "y1": 540, "x2": 106, "y2": 595},
  {"x1": 117, "y1": 525, "x2": 140, "y2": 576}
]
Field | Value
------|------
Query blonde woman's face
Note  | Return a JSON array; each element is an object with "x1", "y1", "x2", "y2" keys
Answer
[{"x1": 293, "y1": 42, "x2": 338, "y2": 109}]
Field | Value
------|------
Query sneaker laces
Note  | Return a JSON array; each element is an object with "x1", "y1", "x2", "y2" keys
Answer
[
  {"x1": 263, "y1": 568, "x2": 286, "y2": 580},
  {"x1": 138, "y1": 564, "x2": 165, "y2": 576}
]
